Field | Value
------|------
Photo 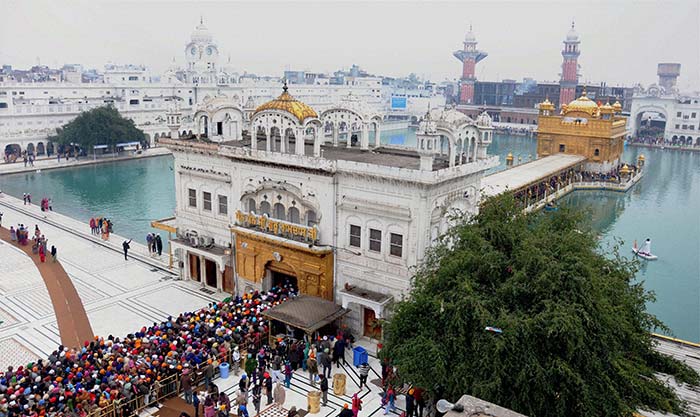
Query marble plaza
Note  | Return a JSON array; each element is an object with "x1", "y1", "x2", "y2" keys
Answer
[{"x1": 0, "y1": 193, "x2": 226, "y2": 371}]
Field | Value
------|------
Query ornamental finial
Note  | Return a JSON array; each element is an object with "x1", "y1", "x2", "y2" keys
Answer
[{"x1": 283, "y1": 79, "x2": 288, "y2": 93}]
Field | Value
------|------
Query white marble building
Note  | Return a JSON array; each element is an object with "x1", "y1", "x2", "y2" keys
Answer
[
  {"x1": 629, "y1": 84, "x2": 700, "y2": 145},
  {"x1": 156, "y1": 88, "x2": 497, "y2": 336},
  {"x1": 0, "y1": 19, "x2": 390, "y2": 157}
]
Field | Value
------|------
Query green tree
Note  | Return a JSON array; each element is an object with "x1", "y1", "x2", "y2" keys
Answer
[
  {"x1": 381, "y1": 193, "x2": 697, "y2": 417},
  {"x1": 50, "y1": 106, "x2": 145, "y2": 152}
]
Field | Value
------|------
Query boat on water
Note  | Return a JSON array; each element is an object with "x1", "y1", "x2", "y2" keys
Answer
[{"x1": 633, "y1": 238, "x2": 658, "y2": 260}]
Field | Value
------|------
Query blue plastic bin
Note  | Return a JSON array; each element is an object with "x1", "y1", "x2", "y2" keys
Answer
[
  {"x1": 353, "y1": 346, "x2": 368, "y2": 367},
  {"x1": 219, "y1": 362, "x2": 230, "y2": 379}
]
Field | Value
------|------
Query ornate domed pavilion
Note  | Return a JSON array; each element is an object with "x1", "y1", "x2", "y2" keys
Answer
[{"x1": 254, "y1": 83, "x2": 318, "y2": 123}]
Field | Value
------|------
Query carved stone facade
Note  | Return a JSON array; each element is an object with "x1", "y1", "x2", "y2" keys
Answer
[{"x1": 156, "y1": 95, "x2": 497, "y2": 336}]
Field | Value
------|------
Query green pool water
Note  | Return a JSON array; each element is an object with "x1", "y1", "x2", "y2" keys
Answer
[
  {"x1": 0, "y1": 155, "x2": 176, "y2": 242},
  {"x1": 1, "y1": 133, "x2": 697, "y2": 341}
]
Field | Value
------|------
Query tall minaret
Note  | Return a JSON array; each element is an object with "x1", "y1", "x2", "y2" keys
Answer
[
  {"x1": 559, "y1": 21, "x2": 580, "y2": 108},
  {"x1": 453, "y1": 25, "x2": 487, "y2": 105}
]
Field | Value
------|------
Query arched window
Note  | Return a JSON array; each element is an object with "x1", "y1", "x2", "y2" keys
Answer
[
  {"x1": 259, "y1": 201, "x2": 271, "y2": 216},
  {"x1": 247, "y1": 198, "x2": 256, "y2": 213},
  {"x1": 306, "y1": 210, "x2": 318, "y2": 227},
  {"x1": 288, "y1": 207, "x2": 300, "y2": 224},
  {"x1": 594, "y1": 149, "x2": 600, "y2": 157},
  {"x1": 273, "y1": 203, "x2": 286, "y2": 220}
]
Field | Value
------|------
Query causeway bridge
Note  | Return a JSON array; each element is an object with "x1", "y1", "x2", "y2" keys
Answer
[{"x1": 480, "y1": 153, "x2": 643, "y2": 210}]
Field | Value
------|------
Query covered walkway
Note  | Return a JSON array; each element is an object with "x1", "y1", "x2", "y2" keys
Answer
[{"x1": 481, "y1": 154, "x2": 586, "y2": 198}]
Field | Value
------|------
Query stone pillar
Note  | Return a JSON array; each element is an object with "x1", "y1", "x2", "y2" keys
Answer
[
  {"x1": 280, "y1": 130, "x2": 287, "y2": 153},
  {"x1": 265, "y1": 129, "x2": 271, "y2": 152},
  {"x1": 465, "y1": 138, "x2": 471, "y2": 162},
  {"x1": 183, "y1": 251, "x2": 190, "y2": 280},
  {"x1": 472, "y1": 138, "x2": 478, "y2": 161},
  {"x1": 199, "y1": 255, "x2": 206, "y2": 287},
  {"x1": 361, "y1": 124, "x2": 369, "y2": 150},
  {"x1": 332, "y1": 124, "x2": 339, "y2": 146},
  {"x1": 346, "y1": 126, "x2": 352, "y2": 148},
  {"x1": 374, "y1": 124, "x2": 381, "y2": 147},
  {"x1": 251, "y1": 129, "x2": 258, "y2": 150},
  {"x1": 296, "y1": 128, "x2": 305, "y2": 155},
  {"x1": 314, "y1": 128, "x2": 322, "y2": 157},
  {"x1": 216, "y1": 267, "x2": 223, "y2": 292}
]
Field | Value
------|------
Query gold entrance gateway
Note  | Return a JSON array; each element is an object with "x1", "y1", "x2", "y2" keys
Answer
[{"x1": 232, "y1": 226, "x2": 334, "y2": 300}]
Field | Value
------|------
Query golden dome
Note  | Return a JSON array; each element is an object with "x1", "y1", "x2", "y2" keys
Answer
[
  {"x1": 619, "y1": 164, "x2": 631, "y2": 174},
  {"x1": 599, "y1": 101, "x2": 614, "y2": 114},
  {"x1": 506, "y1": 152, "x2": 514, "y2": 161},
  {"x1": 564, "y1": 91, "x2": 600, "y2": 116},
  {"x1": 638, "y1": 154, "x2": 645, "y2": 161},
  {"x1": 538, "y1": 98, "x2": 555, "y2": 111},
  {"x1": 612, "y1": 100, "x2": 622, "y2": 113},
  {"x1": 254, "y1": 83, "x2": 318, "y2": 123}
]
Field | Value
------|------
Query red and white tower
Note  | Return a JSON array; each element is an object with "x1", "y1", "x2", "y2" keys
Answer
[
  {"x1": 453, "y1": 25, "x2": 487, "y2": 105},
  {"x1": 559, "y1": 21, "x2": 580, "y2": 108}
]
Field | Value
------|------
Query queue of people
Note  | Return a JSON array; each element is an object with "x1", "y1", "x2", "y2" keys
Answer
[
  {"x1": 0, "y1": 286, "x2": 294, "y2": 417},
  {"x1": 629, "y1": 135, "x2": 699, "y2": 147}
]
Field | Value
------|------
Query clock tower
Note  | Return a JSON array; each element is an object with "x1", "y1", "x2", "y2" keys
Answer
[{"x1": 184, "y1": 17, "x2": 219, "y2": 84}]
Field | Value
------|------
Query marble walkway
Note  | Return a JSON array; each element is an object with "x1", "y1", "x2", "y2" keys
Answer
[
  {"x1": 0, "y1": 193, "x2": 226, "y2": 371},
  {"x1": 0, "y1": 147, "x2": 171, "y2": 175}
]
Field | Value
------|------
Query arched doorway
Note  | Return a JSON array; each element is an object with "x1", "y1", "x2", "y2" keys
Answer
[
  {"x1": 26, "y1": 143, "x2": 35, "y2": 156},
  {"x1": 265, "y1": 260, "x2": 299, "y2": 293},
  {"x1": 4, "y1": 144, "x2": 21, "y2": 157},
  {"x1": 46, "y1": 142, "x2": 54, "y2": 157},
  {"x1": 36, "y1": 142, "x2": 45, "y2": 156},
  {"x1": 199, "y1": 115, "x2": 209, "y2": 137},
  {"x1": 634, "y1": 109, "x2": 666, "y2": 140}
]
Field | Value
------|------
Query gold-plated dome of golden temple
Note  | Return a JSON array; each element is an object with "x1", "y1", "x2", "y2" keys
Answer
[
  {"x1": 254, "y1": 83, "x2": 318, "y2": 123},
  {"x1": 563, "y1": 91, "x2": 600, "y2": 116}
]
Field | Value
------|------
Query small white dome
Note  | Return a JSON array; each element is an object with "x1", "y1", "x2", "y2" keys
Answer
[
  {"x1": 464, "y1": 26, "x2": 476, "y2": 43},
  {"x1": 191, "y1": 19, "x2": 212, "y2": 43},
  {"x1": 566, "y1": 22, "x2": 579, "y2": 42},
  {"x1": 475, "y1": 111, "x2": 492, "y2": 127}
]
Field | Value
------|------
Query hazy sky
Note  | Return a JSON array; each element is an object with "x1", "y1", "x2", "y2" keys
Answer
[{"x1": 2, "y1": 0, "x2": 699, "y2": 90}]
